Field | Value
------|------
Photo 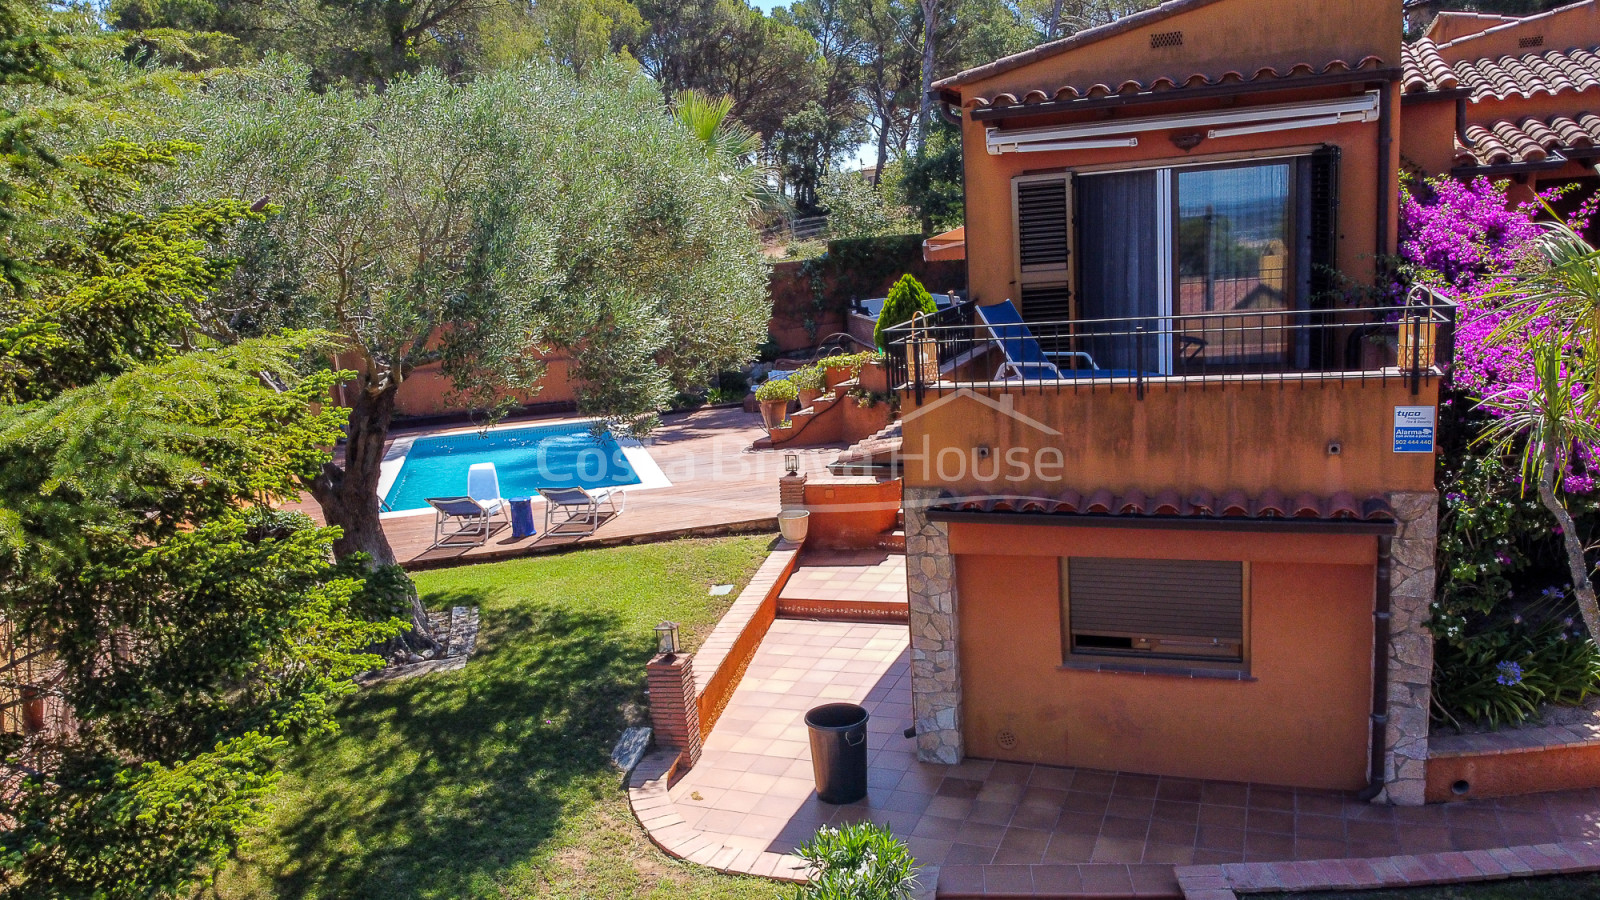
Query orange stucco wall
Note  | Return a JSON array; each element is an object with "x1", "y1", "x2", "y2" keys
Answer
[
  {"x1": 899, "y1": 377, "x2": 1438, "y2": 499},
  {"x1": 803, "y1": 477, "x2": 902, "y2": 549},
  {"x1": 950, "y1": 524, "x2": 1376, "y2": 789},
  {"x1": 371, "y1": 354, "x2": 578, "y2": 418},
  {"x1": 950, "y1": 0, "x2": 1401, "y2": 310},
  {"x1": 1427, "y1": 745, "x2": 1600, "y2": 803}
]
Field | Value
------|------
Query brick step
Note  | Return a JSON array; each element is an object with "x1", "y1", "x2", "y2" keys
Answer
[
  {"x1": 936, "y1": 863, "x2": 1180, "y2": 899},
  {"x1": 775, "y1": 596, "x2": 908, "y2": 624}
]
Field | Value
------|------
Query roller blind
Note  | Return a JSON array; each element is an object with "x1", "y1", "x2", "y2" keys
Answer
[{"x1": 1066, "y1": 558, "x2": 1244, "y2": 661}]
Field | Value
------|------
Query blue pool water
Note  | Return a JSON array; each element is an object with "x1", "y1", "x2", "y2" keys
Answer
[{"x1": 383, "y1": 422, "x2": 640, "y2": 512}]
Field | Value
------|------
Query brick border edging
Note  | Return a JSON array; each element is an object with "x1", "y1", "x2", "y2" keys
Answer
[
  {"x1": 627, "y1": 749, "x2": 812, "y2": 882},
  {"x1": 692, "y1": 544, "x2": 801, "y2": 740},
  {"x1": 1174, "y1": 839, "x2": 1600, "y2": 899}
]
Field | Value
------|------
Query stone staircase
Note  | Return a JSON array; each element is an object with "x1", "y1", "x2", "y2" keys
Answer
[{"x1": 829, "y1": 420, "x2": 902, "y2": 476}]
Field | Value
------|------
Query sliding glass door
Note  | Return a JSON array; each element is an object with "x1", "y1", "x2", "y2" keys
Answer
[
  {"x1": 1060, "y1": 158, "x2": 1305, "y2": 375},
  {"x1": 1174, "y1": 162, "x2": 1294, "y2": 371}
]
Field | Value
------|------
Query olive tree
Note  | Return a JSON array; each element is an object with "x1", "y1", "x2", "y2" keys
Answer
[{"x1": 152, "y1": 60, "x2": 769, "y2": 594}]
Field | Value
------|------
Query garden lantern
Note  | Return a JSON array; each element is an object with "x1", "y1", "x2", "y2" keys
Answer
[
  {"x1": 654, "y1": 621, "x2": 680, "y2": 656},
  {"x1": 784, "y1": 453, "x2": 799, "y2": 476},
  {"x1": 905, "y1": 311, "x2": 939, "y2": 386}
]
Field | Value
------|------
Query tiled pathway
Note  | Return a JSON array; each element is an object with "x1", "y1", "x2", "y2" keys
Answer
[
  {"x1": 640, "y1": 619, "x2": 1600, "y2": 896},
  {"x1": 777, "y1": 550, "x2": 908, "y2": 603}
]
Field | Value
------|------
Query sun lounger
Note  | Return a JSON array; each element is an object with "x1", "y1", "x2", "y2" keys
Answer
[
  {"x1": 975, "y1": 300, "x2": 1099, "y2": 381},
  {"x1": 427, "y1": 496, "x2": 499, "y2": 548},
  {"x1": 538, "y1": 486, "x2": 626, "y2": 536}
]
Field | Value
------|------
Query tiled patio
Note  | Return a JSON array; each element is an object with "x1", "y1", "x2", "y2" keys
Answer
[
  {"x1": 778, "y1": 550, "x2": 907, "y2": 603},
  {"x1": 641, "y1": 619, "x2": 1600, "y2": 895}
]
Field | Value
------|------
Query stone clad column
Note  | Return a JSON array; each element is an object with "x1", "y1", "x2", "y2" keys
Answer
[
  {"x1": 904, "y1": 486, "x2": 962, "y2": 764},
  {"x1": 1379, "y1": 490, "x2": 1438, "y2": 806}
]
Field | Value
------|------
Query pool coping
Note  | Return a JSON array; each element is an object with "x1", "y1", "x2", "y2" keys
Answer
[{"x1": 377, "y1": 417, "x2": 672, "y2": 520}]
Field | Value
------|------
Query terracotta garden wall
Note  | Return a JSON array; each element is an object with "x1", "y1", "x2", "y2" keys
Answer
[{"x1": 1427, "y1": 722, "x2": 1600, "y2": 802}]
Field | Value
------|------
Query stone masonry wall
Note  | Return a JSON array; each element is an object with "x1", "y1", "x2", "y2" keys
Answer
[
  {"x1": 904, "y1": 486, "x2": 962, "y2": 764},
  {"x1": 1380, "y1": 490, "x2": 1439, "y2": 806}
]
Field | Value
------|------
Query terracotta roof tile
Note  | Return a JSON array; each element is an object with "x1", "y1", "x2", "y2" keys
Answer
[
  {"x1": 1403, "y1": 41, "x2": 1600, "y2": 99},
  {"x1": 931, "y1": 489, "x2": 1396, "y2": 524},
  {"x1": 967, "y1": 56, "x2": 1388, "y2": 110},
  {"x1": 1455, "y1": 112, "x2": 1600, "y2": 166},
  {"x1": 1402, "y1": 39, "x2": 1460, "y2": 93}
]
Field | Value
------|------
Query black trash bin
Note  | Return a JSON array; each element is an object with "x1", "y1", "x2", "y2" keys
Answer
[{"x1": 805, "y1": 703, "x2": 869, "y2": 804}]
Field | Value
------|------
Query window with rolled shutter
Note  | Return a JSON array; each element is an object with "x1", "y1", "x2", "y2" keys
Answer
[
  {"x1": 1062, "y1": 557, "x2": 1246, "y2": 664},
  {"x1": 1013, "y1": 174, "x2": 1073, "y2": 324}
]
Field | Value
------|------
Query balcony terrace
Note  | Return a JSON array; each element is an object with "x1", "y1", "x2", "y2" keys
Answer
[{"x1": 880, "y1": 295, "x2": 1452, "y2": 504}]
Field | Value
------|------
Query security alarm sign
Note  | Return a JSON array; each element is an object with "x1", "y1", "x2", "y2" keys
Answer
[{"x1": 1394, "y1": 406, "x2": 1436, "y2": 453}]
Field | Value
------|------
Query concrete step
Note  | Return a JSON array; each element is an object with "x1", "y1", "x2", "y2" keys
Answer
[{"x1": 775, "y1": 595, "x2": 908, "y2": 624}]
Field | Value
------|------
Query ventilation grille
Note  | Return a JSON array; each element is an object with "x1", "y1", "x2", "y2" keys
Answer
[
  {"x1": 1016, "y1": 179, "x2": 1069, "y2": 269},
  {"x1": 996, "y1": 727, "x2": 1018, "y2": 751},
  {"x1": 1020, "y1": 283, "x2": 1073, "y2": 322},
  {"x1": 1150, "y1": 30, "x2": 1184, "y2": 48},
  {"x1": 1519, "y1": 35, "x2": 1545, "y2": 48}
]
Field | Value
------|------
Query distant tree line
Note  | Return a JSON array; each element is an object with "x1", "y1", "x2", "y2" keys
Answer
[{"x1": 109, "y1": 0, "x2": 1160, "y2": 222}]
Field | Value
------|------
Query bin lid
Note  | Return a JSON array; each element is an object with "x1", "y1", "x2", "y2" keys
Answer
[{"x1": 805, "y1": 703, "x2": 869, "y2": 730}]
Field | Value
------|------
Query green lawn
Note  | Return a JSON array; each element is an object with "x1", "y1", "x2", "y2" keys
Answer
[
  {"x1": 1281, "y1": 874, "x2": 1600, "y2": 899},
  {"x1": 206, "y1": 536, "x2": 791, "y2": 900}
]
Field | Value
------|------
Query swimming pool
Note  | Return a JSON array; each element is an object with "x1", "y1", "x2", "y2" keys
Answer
[{"x1": 380, "y1": 421, "x2": 662, "y2": 514}]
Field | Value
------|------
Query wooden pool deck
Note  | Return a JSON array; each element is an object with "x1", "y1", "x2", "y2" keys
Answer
[{"x1": 287, "y1": 406, "x2": 844, "y2": 570}]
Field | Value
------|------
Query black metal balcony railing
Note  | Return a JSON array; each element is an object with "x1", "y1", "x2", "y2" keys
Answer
[{"x1": 882, "y1": 290, "x2": 1456, "y2": 404}]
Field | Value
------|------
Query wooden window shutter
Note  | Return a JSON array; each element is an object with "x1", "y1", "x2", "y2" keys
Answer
[
  {"x1": 1019, "y1": 283, "x2": 1073, "y2": 321},
  {"x1": 1066, "y1": 558, "x2": 1244, "y2": 661},
  {"x1": 1308, "y1": 145, "x2": 1340, "y2": 303},
  {"x1": 1013, "y1": 174, "x2": 1073, "y2": 325},
  {"x1": 1016, "y1": 178, "x2": 1070, "y2": 270}
]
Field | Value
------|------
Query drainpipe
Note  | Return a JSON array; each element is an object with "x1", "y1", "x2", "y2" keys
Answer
[
  {"x1": 1358, "y1": 534, "x2": 1393, "y2": 802},
  {"x1": 1455, "y1": 97, "x2": 1476, "y2": 149},
  {"x1": 1375, "y1": 83, "x2": 1394, "y2": 264}
]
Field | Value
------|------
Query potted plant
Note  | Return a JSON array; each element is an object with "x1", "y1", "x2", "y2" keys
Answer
[
  {"x1": 820, "y1": 351, "x2": 870, "y2": 391},
  {"x1": 792, "y1": 365, "x2": 825, "y2": 408},
  {"x1": 754, "y1": 377, "x2": 798, "y2": 430}
]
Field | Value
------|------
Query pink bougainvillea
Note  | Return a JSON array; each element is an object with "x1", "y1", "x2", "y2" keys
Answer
[{"x1": 1399, "y1": 176, "x2": 1600, "y2": 492}]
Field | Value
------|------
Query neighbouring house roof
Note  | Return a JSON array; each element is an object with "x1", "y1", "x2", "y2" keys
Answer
[
  {"x1": 1455, "y1": 112, "x2": 1600, "y2": 167},
  {"x1": 931, "y1": 0, "x2": 1228, "y2": 91},
  {"x1": 1402, "y1": 39, "x2": 1600, "y2": 99},
  {"x1": 927, "y1": 488, "x2": 1395, "y2": 523},
  {"x1": 966, "y1": 56, "x2": 1389, "y2": 111},
  {"x1": 1423, "y1": 11, "x2": 1519, "y2": 44},
  {"x1": 922, "y1": 227, "x2": 965, "y2": 262}
]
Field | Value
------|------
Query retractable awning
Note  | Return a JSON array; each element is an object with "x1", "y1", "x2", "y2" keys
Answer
[{"x1": 985, "y1": 91, "x2": 1381, "y2": 154}]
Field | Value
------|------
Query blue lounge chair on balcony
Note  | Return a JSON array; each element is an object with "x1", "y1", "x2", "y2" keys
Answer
[{"x1": 978, "y1": 300, "x2": 1103, "y2": 381}]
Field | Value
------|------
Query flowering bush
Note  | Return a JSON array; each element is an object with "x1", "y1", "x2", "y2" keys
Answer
[
  {"x1": 1403, "y1": 175, "x2": 1600, "y2": 727},
  {"x1": 794, "y1": 822, "x2": 919, "y2": 900}
]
